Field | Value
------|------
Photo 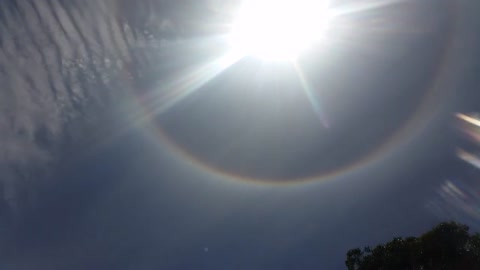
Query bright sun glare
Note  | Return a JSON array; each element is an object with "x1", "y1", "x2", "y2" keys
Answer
[{"x1": 229, "y1": 0, "x2": 332, "y2": 61}]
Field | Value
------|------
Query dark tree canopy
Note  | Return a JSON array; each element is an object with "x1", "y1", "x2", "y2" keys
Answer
[{"x1": 346, "y1": 222, "x2": 480, "y2": 270}]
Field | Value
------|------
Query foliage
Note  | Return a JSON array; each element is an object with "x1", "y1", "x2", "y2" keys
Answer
[{"x1": 346, "y1": 222, "x2": 480, "y2": 270}]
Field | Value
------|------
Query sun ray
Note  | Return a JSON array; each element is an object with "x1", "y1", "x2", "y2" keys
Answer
[
  {"x1": 118, "y1": 42, "x2": 245, "y2": 137},
  {"x1": 293, "y1": 62, "x2": 330, "y2": 128},
  {"x1": 330, "y1": 0, "x2": 403, "y2": 17}
]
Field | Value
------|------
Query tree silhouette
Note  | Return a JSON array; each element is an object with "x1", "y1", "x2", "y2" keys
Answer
[{"x1": 346, "y1": 222, "x2": 480, "y2": 270}]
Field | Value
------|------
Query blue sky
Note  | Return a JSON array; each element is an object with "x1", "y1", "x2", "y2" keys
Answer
[{"x1": 1, "y1": 0, "x2": 480, "y2": 269}]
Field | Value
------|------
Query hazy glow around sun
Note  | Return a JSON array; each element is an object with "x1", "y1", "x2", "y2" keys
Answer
[{"x1": 229, "y1": 0, "x2": 332, "y2": 61}]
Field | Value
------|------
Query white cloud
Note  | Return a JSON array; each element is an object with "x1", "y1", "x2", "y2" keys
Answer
[{"x1": 0, "y1": 0, "x2": 145, "y2": 217}]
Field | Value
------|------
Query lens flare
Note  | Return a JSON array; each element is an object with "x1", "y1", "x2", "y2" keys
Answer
[
  {"x1": 457, "y1": 148, "x2": 480, "y2": 170},
  {"x1": 429, "y1": 113, "x2": 480, "y2": 224},
  {"x1": 457, "y1": 113, "x2": 480, "y2": 127}
]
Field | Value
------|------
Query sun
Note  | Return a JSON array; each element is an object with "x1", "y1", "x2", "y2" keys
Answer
[{"x1": 229, "y1": 0, "x2": 332, "y2": 61}]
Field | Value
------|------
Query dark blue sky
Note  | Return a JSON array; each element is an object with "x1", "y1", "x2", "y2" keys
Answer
[{"x1": 1, "y1": 0, "x2": 480, "y2": 269}]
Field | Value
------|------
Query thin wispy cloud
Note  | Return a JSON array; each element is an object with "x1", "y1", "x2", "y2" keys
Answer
[{"x1": 0, "y1": 0, "x2": 184, "y2": 217}]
